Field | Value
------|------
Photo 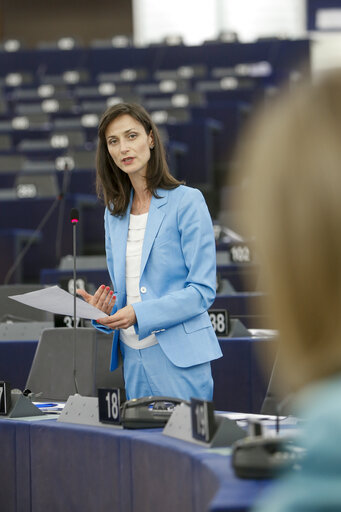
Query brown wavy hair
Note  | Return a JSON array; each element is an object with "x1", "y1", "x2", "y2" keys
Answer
[{"x1": 96, "y1": 102, "x2": 183, "y2": 216}]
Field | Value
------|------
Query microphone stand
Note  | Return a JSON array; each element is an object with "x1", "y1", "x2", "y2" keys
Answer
[
  {"x1": 4, "y1": 159, "x2": 71, "y2": 285},
  {"x1": 70, "y1": 208, "x2": 80, "y2": 395},
  {"x1": 275, "y1": 393, "x2": 294, "y2": 434},
  {"x1": 55, "y1": 160, "x2": 71, "y2": 263}
]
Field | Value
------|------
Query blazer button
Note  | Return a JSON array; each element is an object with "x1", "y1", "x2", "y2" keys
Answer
[{"x1": 140, "y1": 286, "x2": 147, "y2": 294}]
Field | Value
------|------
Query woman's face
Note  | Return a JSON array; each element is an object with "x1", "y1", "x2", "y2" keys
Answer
[{"x1": 105, "y1": 114, "x2": 154, "y2": 179}]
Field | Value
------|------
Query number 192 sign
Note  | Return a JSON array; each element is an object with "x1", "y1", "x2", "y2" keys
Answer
[{"x1": 229, "y1": 244, "x2": 252, "y2": 263}]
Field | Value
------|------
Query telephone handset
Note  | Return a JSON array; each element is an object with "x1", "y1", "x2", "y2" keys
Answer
[{"x1": 120, "y1": 395, "x2": 186, "y2": 429}]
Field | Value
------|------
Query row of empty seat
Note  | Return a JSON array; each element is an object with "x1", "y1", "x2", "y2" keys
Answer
[{"x1": 0, "y1": 38, "x2": 310, "y2": 285}]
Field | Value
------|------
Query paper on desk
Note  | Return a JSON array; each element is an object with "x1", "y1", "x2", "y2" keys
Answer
[{"x1": 9, "y1": 285, "x2": 108, "y2": 320}]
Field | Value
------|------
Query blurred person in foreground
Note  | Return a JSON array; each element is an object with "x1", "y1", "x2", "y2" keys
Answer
[{"x1": 235, "y1": 69, "x2": 341, "y2": 510}]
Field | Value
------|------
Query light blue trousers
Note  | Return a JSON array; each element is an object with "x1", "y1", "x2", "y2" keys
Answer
[{"x1": 119, "y1": 341, "x2": 213, "y2": 401}]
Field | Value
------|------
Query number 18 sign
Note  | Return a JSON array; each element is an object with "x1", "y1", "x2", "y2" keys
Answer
[{"x1": 98, "y1": 388, "x2": 121, "y2": 425}]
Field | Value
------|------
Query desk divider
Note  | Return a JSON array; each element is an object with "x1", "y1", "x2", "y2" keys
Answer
[
  {"x1": 163, "y1": 402, "x2": 246, "y2": 447},
  {"x1": 57, "y1": 393, "x2": 122, "y2": 428}
]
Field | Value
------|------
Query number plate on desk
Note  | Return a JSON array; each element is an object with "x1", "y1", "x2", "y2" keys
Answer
[
  {"x1": 209, "y1": 309, "x2": 229, "y2": 336},
  {"x1": 98, "y1": 388, "x2": 121, "y2": 425},
  {"x1": 229, "y1": 244, "x2": 252, "y2": 263},
  {"x1": 0, "y1": 381, "x2": 11, "y2": 415},
  {"x1": 54, "y1": 314, "x2": 84, "y2": 328},
  {"x1": 190, "y1": 398, "x2": 216, "y2": 443}
]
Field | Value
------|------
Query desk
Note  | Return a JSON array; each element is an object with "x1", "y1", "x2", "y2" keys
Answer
[
  {"x1": 0, "y1": 335, "x2": 275, "y2": 413},
  {"x1": 0, "y1": 194, "x2": 104, "y2": 282},
  {"x1": 0, "y1": 339, "x2": 37, "y2": 390},
  {"x1": 0, "y1": 416, "x2": 271, "y2": 512},
  {"x1": 213, "y1": 337, "x2": 274, "y2": 413},
  {"x1": 0, "y1": 229, "x2": 41, "y2": 283}
]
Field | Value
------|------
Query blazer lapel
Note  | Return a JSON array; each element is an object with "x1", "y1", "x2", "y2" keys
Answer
[
  {"x1": 112, "y1": 192, "x2": 133, "y2": 307},
  {"x1": 140, "y1": 189, "x2": 168, "y2": 276}
]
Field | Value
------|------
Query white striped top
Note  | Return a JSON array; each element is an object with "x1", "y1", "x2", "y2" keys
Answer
[{"x1": 120, "y1": 213, "x2": 158, "y2": 349}]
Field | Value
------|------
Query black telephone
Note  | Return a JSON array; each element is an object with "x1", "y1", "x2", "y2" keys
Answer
[
  {"x1": 232, "y1": 435, "x2": 306, "y2": 479},
  {"x1": 120, "y1": 396, "x2": 185, "y2": 429}
]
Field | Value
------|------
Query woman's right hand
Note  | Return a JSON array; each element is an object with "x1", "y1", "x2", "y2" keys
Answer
[{"x1": 76, "y1": 285, "x2": 116, "y2": 316}]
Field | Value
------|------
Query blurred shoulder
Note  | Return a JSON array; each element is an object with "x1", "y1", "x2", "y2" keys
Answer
[
  {"x1": 296, "y1": 374, "x2": 341, "y2": 423},
  {"x1": 166, "y1": 184, "x2": 204, "y2": 203}
]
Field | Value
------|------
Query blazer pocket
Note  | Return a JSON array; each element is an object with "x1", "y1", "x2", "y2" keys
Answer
[
  {"x1": 152, "y1": 236, "x2": 170, "y2": 249},
  {"x1": 153, "y1": 229, "x2": 180, "y2": 249},
  {"x1": 183, "y1": 312, "x2": 212, "y2": 333}
]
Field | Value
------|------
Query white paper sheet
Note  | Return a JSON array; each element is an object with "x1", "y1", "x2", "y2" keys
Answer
[{"x1": 9, "y1": 285, "x2": 108, "y2": 320}]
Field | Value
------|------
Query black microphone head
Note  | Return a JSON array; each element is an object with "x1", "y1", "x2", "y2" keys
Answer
[{"x1": 70, "y1": 208, "x2": 79, "y2": 224}]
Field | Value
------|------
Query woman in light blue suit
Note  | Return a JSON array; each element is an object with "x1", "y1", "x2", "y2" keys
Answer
[{"x1": 77, "y1": 102, "x2": 222, "y2": 401}]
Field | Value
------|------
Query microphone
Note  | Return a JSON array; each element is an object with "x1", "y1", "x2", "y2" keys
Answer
[
  {"x1": 70, "y1": 208, "x2": 79, "y2": 223},
  {"x1": 70, "y1": 207, "x2": 80, "y2": 394}
]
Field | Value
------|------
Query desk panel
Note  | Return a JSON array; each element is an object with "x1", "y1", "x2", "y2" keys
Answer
[
  {"x1": 204, "y1": 455, "x2": 270, "y2": 512},
  {"x1": 0, "y1": 417, "x2": 273, "y2": 512},
  {"x1": 0, "y1": 420, "x2": 31, "y2": 512},
  {"x1": 130, "y1": 434, "x2": 201, "y2": 512},
  {"x1": 30, "y1": 421, "x2": 124, "y2": 512},
  {"x1": 0, "y1": 340, "x2": 37, "y2": 390},
  {"x1": 0, "y1": 420, "x2": 17, "y2": 512}
]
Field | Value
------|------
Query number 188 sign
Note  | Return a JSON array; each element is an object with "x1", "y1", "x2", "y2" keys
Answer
[{"x1": 209, "y1": 309, "x2": 229, "y2": 336}]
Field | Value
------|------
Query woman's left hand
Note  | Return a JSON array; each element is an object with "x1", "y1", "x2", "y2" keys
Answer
[{"x1": 97, "y1": 304, "x2": 137, "y2": 330}]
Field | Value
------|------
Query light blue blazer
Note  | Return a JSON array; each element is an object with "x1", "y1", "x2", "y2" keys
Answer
[{"x1": 94, "y1": 185, "x2": 222, "y2": 371}]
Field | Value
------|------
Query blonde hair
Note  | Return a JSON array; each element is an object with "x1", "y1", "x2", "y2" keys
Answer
[{"x1": 236, "y1": 69, "x2": 341, "y2": 390}]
